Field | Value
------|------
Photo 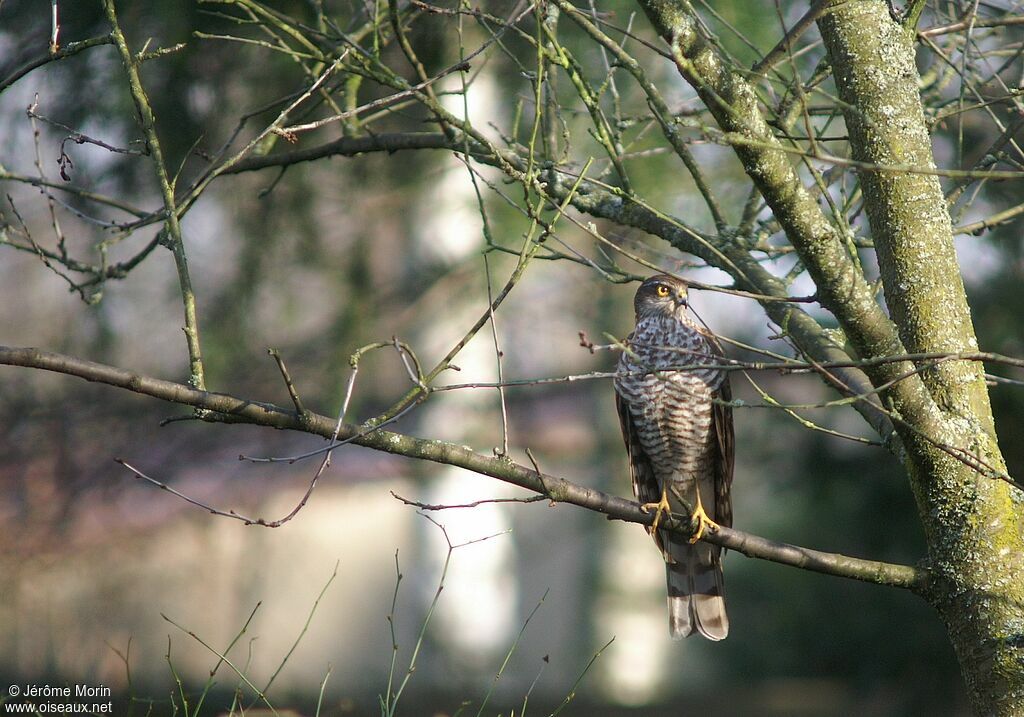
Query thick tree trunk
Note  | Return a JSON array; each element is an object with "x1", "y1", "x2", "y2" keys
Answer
[
  {"x1": 817, "y1": 3, "x2": 1024, "y2": 712},
  {"x1": 635, "y1": 0, "x2": 1024, "y2": 712}
]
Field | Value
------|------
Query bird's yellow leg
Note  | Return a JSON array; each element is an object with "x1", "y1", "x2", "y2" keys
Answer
[
  {"x1": 640, "y1": 487, "x2": 672, "y2": 536},
  {"x1": 688, "y1": 486, "x2": 720, "y2": 544}
]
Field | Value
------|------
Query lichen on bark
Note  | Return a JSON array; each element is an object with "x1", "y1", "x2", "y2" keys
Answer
[{"x1": 818, "y1": 2, "x2": 1024, "y2": 712}]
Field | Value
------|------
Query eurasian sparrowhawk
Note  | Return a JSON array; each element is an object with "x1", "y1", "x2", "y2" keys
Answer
[{"x1": 614, "y1": 274, "x2": 734, "y2": 640}]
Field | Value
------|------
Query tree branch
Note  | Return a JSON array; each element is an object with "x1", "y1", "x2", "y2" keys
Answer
[
  {"x1": 222, "y1": 129, "x2": 896, "y2": 441},
  {"x1": 634, "y1": 0, "x2": 944, "y2": 440},
  {"x1": 0, "y1": 34, "x2": 113, "y2": 95},
  {"x1": 0, "y1": 344, "x2": 926, "y2": 592},
  {"x1": 104, "y1": 0, "x2": 206, "y2": 389},
  {"x1": 224, "y1": 132, "x2": 457, "y2": 174}
]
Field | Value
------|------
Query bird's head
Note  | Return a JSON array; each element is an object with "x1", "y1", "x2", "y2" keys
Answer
[{"x1": 633, "y1": 274, "x2": 689, "y2": 319}]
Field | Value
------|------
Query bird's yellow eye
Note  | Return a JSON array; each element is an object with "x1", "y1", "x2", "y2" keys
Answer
[{"x1": 656, "y1": 285, "x2": 670, "y2": 297}]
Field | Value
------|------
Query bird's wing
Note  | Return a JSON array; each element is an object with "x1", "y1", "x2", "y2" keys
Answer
[
  {"x1": 712, "y1": 365, "x2": 735, "y2": 530},
  {"x1": 617, "y1": 388, "x2": 672, "y2": 555},
  {"x1": 615, "y1": 389, "x2": 662, "y2": 508}
]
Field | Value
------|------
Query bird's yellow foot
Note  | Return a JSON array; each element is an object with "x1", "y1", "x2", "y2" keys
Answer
[
  {"x1": 688, "y1": 495, "x2": 720, "y2": 544},
  {"x1": 641, "y1": 489, "x2": 672, "y2": 535}
]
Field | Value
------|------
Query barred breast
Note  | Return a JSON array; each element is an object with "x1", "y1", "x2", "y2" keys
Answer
[{"x1": 614, "y1": 315, "x2": 724, "y2": 480}]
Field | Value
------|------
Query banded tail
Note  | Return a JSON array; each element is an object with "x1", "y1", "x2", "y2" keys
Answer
[{"x1": 665, "y1": 532, "x2": 728, "y2": 640}]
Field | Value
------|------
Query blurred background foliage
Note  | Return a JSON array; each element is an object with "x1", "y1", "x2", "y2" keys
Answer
[{"x1": 2, "y1": 0, "x2": 1022, "y2": 714}]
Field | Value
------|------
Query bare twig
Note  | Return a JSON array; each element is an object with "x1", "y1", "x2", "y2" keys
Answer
[
  {"x1": 391, "y1": 491, "x2": 546, "y2": 511},
  {"x1": 49, "y1": 0, "x2": 60, "y2": 52},
  {"x1": 104, "y1": 0, "x2": 207, "y2": 388},
  {"x1": 161, "y1": 613, "x2": 278, "y2": 714},
  {"x1": 249, "y1": 562, "x2": 339, "y2": 710},
  {"x1": 920, "y1": 15, "x2": 1024, "y2": 38},
  {"x1": 268, "y1": 348, "x2": 306, "y2": 415},
  {"x1": 26, "y1": 105, "x2": 148, "y2": 161},
  {"x1": 383, "y1": 516, "x2": 510, "y2": 716},
  {"x1": 549, "y1": 637, "x2": 615, "y2": 716},
  {"x1": 483, "y1": 255, "x2": 510, "y2": 457},
  {"x1": 0, "y1": 34, "x2": 113, "y2": 93},
  {"x1": 116, "y1": 459, "x2": 264, "y2": 524},
  {"x1": 751, "y1": 0, "x2": 831, "y2": 74}
]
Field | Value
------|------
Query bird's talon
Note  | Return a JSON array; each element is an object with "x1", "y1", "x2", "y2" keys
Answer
[
  {"x1": 641, "y1": 489, "x2": 672, "y2": 535},
  {"x1": 688, "y1": 498, "x2": 720, "y2": 544}
]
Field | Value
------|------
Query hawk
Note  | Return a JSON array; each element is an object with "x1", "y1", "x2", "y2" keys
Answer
[{"x1": 614, "y1": 274, "x2": 734, "y2": 640}]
